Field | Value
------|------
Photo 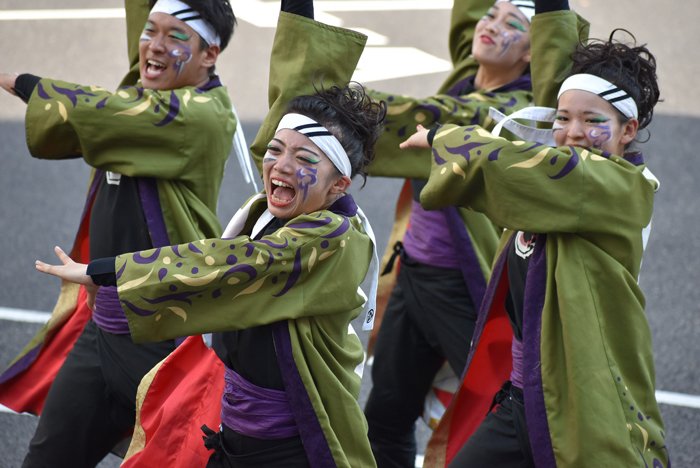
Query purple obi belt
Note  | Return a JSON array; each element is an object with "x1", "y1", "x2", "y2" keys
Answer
[
  {"x1": 92, "y1": 286, "x2": 131, "y2": 334},
  {"x1": 510, "y1": 337, "x2": 524, "y2": 389},
  {"x1": 221, "y1": 366, "x2": 298, "y2": 440},
  {"x1": 403, "y1": 200, "x2": 461, "y2": 270}
]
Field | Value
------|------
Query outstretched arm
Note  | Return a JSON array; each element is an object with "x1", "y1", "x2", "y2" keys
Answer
[{"x1": 35, "y1": 247, "x2": 100, "y2": 310}]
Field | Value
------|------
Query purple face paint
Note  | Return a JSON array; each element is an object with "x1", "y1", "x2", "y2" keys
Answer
[
  {"x1": 589, "y1": 124, "x2": 612, "y2": 150},
  {"x1": 169, "y1": 45, "x2": 193, "y2": 78},
  {"x1": 499, "y1": 31, "x2": 522, "y2": 57},
  {"x1": 296, "y1": 167, "x2": 318, "y2": 202}
]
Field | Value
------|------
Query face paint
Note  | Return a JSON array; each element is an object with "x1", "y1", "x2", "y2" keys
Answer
[
  {"x1": 552, "y1": 120, "x2": 563, "y2": 132},
  {"x1": 141, "y1": 23, "x2": 152, "y2": 42},
  {"x1": 499, "y1": 31, "x2": 522, "y2": 57},
  {"x1": 296, "y1": 167, "x2": 319, "y2": 202},
  {"x1": 169, "y1": 44, "x2": 193, "y2": 78},
  {"x1": 263, "y1": 152, "x2": 278, "y2": 165},
  {"x1": 508, "y1": 20, "x2": 527, "y2": 33},
  {"x1": 589, "y1": 123, "x2": 612, "y2": 150}
]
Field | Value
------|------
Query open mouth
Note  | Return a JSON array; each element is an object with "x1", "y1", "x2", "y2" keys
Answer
[
  {"x1": 144, "y1": 59, "x2": 167, "y2": 78},
  {"x1": 269, "y1": 178, "x2": 296, "y2": 207},
  {"x1": 480, "y1": 34, "x2": 495, "y2": 45}
]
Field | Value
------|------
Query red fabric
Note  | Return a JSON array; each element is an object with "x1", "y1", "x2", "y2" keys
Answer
[
  {"x1": 122, "y1": 335, "x2": 224, "y2": 468},
  {"x1": 0, "y1": 287, "x2": 92, "y2": 415},
  {"x1": 430, "y1": 268, "x2": 514, "y2": 466}
]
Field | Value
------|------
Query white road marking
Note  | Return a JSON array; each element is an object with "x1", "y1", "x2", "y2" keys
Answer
[
  {"x1": 0, "y1": 8, "x2": 125, "y2": 21},
  {"x1": 656, "y1": 390, "x2": 700, "y2": 409},
  {"x1": 354, "y1": 47, "x2": 452, "y2": 83},
  {"x1": 0, "y1": 307, "x2": 51, "y2": 324},
  {"x1": 0, "y1": 404, "x2": 34, "y2": 416}
]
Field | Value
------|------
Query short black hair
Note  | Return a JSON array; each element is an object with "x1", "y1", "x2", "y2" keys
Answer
[
  {"x1": 148, "y1": 0, "x2": 236, "y2": 51},
  {"x1": 568, "y1": 30, "x2": 660, "y2": 131},
  {"x1": 285, "y1": 78, "x2": 387, "y2": 187}
]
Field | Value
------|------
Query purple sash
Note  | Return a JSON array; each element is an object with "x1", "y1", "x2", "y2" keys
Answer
[
  {"x1": 92, "y1": 285, "x2": 131, "y2": 334},
  {"x1": 510, "y1": 337, "x2": 524, "y2": 389},
  {"x1": 221, "y1": 366, "x2": 298, "y2": 440}
]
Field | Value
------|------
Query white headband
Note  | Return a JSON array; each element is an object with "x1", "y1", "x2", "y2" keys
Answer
[
  {"x1": 275, "y1": 113, "x2": 352, "y2": 177},
  {"x1": 496, "y1": 0, "x2": 535, "y2": 22},
  {"x1": 150, "y1": 0, "x2": 221, "y2": 47},
  {"x1": 558, "y1": 73, "x2": 639, "y2": 119}
]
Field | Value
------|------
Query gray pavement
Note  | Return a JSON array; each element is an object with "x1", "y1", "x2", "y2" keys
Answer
[{"x1": 1, "y1": 1, "x2": 699, "y2": 467}]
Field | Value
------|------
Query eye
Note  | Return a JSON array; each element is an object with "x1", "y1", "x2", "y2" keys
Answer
[
  {"x1": 554, "y1": 114, "x2": 568, "y2": 122},
  {"x1": 171, "y1": 33, "x2": 189, "y2": 41},
  {"x1": 266, "y1": 145, "x2": 281, "y2": 153},
  {"x1": 298, "y1": 156, "x2": 320, "y2": 164},
  {"x1": 507, "y1": 21, "x2": 527, "y2": 32},
  {"x1": 586, "y1": 117, "x2": 610, "y2": 124}
]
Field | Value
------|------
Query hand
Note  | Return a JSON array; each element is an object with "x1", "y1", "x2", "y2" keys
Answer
[
  {"x1": 36, "y1": 247, "x2": 100, "y2": 310},
  {"x1": 0, "y1": 73, "x2": 19, "y2": 97},
  {"x1": 399, "y1": 125, "x2": 431, "y2": 150}
]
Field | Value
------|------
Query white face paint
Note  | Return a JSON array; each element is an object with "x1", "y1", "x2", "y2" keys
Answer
[{"x1": 262, "y1": 153, "x2": 278, "y2": 164}]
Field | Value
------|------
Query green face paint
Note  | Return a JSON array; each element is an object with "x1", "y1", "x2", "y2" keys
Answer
[
  {"x1": 588, "y1": 117, "x2": 610, "y2": 123},
  {"x1": 300, "y1": 156, "x2": 321, "y2": 164},
  {"x1": 172, "y1": 32, "x2": 189, "y2": 41},
  {"x1": 508, "y1": 21, "x2": 527, "y2": 33}
]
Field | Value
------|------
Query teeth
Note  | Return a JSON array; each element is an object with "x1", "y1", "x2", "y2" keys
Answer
[
  {"x1": 147, "y1": 60, "x2": 165, "y2": 68},
  {"x1": 272, "y1": 179, "x2": 293, "y2": 188}
]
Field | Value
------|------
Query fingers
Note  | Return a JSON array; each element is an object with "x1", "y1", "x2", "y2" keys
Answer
[
  {"x1": 87, "y1": 291, "x2": 97, "y2": 311},
  {"x1": 54, "y1": 246, "x2": 73, "y2": 265},
  {"x1": 35, "y1": 260, "x2": 54, "y2": 275}
]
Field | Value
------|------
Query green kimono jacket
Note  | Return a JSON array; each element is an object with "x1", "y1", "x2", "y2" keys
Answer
[
  {"x1": 120, "y1": 13, "x2": 375, "y2": 468},
  {"x1": 366, "y1": 0, "x2": 534, "y2": 353},
  {"x1": 0, "y1": 0, "x2": 235, "y2": 414},
  {"x1": 423, "y1": 10, "x2": 667, "y2": 468}
]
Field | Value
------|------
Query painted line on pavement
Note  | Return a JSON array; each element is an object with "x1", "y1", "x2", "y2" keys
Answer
[{"x1": 0, "y1": 307, "x2": 51, "y2": 324}]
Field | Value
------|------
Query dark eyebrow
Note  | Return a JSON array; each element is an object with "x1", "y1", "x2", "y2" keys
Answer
[
  {"x1": 272, "y1": 137, "x2": 322, "y2": 158},
  {"x1": 491, "y1": 4, "x2": 500, "y2": 9},
  {"x1": 146, "y1": 19, "x2": 189, "y2": 35},
  {"x1": 507, "y1": 12, "x2": 525, "y2": 22}
]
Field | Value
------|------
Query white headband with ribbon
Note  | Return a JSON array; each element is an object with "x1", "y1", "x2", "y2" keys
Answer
[
  {"x1": 558, "y1": 73, "x2": 639, "y2": 120},
  {"x1": 496, "y1": 0, "x2": 535, "y2": 22},
  {"x1": 150, "y1": 0, "x2": 221, "y2": 47}
]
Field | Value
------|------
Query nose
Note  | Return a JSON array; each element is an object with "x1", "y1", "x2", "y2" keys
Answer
[
  {"x1": 272, "y1": 152, "x2": 295, "y2": 175},
  {"x1": 148, "y1": 34, "x2": 166, "y2": 53},
  {"x1": 565, "y1": 120, "x2": 586, "y2": 143}
]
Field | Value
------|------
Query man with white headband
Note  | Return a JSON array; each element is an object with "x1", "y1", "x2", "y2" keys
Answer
[
  {"x1": 399, "y1": 0, "x2": 667, "y2": 465},
  {"x1": 0, "y1": 0, "x2": 237, "y2": 466},
  {"x1": 361, "y1": 1, "x2": 537, "y2": 466},
  {"x1": 32, "y1": 2, "x2": 387, "y2": 466}
]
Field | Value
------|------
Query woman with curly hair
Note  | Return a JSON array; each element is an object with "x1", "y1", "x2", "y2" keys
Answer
[
  {"x1": 401, "y1": 1, "x2": 667, "y2": 466},
  {"x1": 34, "y1": 2, "x2": 386, "y2": 467}
]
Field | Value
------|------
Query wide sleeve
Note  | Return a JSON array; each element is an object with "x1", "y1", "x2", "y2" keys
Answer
[
  {"x1": 420, "y1": 124, "x2": 655, "y2": 235},
  {"x1": 366, "y1": 87, "x2": 530, "y2": 179},
  {"x1": 250, "y1": 12, "x2": 367, "y2": 175},
  {"x1": 119, "y1": 0, "x2": 151, "y2": 88},
  {"x1": 117, "y1": 213, "x2": 372, "y2": 343},
  {"x1": 24, "y1": 79, "x2": 234, "y2": 179},
  {"x1": 530, "y1": 10, "x2": 589, "y2": 109}
]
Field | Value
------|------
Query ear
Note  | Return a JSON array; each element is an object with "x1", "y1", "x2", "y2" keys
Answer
[
  {"x1": 521, "y1": 48, "x2": 531, "y2": 64},
  {"x1": 619, "y1": 117, "x2": 639, "y2": 146},
  {"x1": 201, "y1": 44, "x2": 220, "y2": 70},
  {"x1": 329, "y1": 175, "x2": 352, "y2": 195}
]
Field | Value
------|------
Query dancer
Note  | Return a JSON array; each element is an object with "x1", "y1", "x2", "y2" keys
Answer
[
  {"x1": 402, "y1": 2, "x2": 667, "y2": 466},
  {"x1": 0, "y1": 0, "x2": 237, "y2": 466},
  {"x1": 361, "y1": 1, "x2": 542, "y2": 466},
  {"x1": 36, "y1": 5, "x2": 385, "y2": 468}
]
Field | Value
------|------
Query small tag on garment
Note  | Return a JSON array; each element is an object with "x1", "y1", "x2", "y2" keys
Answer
[{"x1": 106, "y1": 171, "x2": 122, "y2": 185}]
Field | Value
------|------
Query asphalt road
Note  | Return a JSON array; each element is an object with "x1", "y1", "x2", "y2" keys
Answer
[{"x1": 0, "y1": 1, "x2": 698, "y2": 467}]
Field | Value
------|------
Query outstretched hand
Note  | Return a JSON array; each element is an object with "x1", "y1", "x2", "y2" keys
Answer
[
  {"x1": 399, "y1": 125, "x2": 431, "y2": 150},
  {"x1": 36, "y1": 247, "x2": 100, "y2": 310},
  {"x1": 0, "y1": 73, "x2": 18, "y2": 97}
]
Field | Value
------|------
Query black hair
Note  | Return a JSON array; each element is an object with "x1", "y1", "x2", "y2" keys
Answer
[
  {"x1": 285, "y1": 79, "x2": 387, "y2": 187},
  {"x1": 568, "y1": 29, "x2": 660, "y2": 131},
  {"x1": 148, "y1": 0, "x2": 237, "y2": 51}
]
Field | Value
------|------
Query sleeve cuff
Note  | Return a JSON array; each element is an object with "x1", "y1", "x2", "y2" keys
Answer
[
  {"x1": 87, "y1": 257, "x2": 118, "y2": 287},
  {"x1": 12, "y1": 74, "x2": 41, "y2": 103}
]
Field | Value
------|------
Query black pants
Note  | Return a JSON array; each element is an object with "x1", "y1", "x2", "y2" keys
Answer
[
  {"x1": 23, "y1": 320, "x2": 176, "y2": 468},
  {"x1": 364, "y1": 251, "x2": 478, "y2": 468},
  {"x1": 449, "y1": 382, "x2": 535, "y2": 468},
  {"x1": 203, "y1": 424, "x2": 310, "y2": 468}
]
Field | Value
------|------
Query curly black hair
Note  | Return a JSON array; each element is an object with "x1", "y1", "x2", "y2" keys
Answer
[
  {"x1": 148, "y1": 0, "x2": 237, "y2": 51},
  {"x1": 285, "y1": 79, "x2": 387, "y2": 187},
  {"x1": 568, "y1": 29, "x2": 660, "y2": 130}
]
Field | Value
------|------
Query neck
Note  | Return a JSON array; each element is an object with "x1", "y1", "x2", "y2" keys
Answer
[
  {"x1": 194, "y1": 74, "x2": 212, "y2": 88},
  {"x1": 474, "y1": 63, "x2": 526, "y2": 91}
]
